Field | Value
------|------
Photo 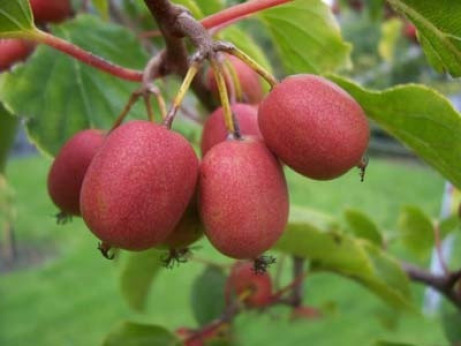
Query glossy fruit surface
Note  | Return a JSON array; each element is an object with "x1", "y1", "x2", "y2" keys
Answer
[
  {"x1": 200, "y1": 103, "x2": 261, "y2": 156},
  {"x1": 29, "y1": 0, "x2": 72, "y2": 24},
  {"x1": 80, "y1": 121, "x2": 199, "y2": 251},
  {"x1": 258, "y1": 74, "x2": 369, "y2": 180},
  {"x1": 0, "y1": 39, "x2": 34, "y2": 72},
  {"x1": 207, "y1": 55, "x2": 263, "y2": 104},
  {"x1": 47, "y1": 129, "x2": 105, "y2": 216},
  {"x1": 225, "y1": 261, "x2": 272, "y2": 308},
  {"x1": 199, "y1": 138, "x2": 289, "y2": 259}
]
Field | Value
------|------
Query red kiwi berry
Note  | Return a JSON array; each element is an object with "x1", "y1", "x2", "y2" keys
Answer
[
  {"x1": 29, "y1": 0, "x2": 72, "y2": 24},
  {"x1": 47, "y1": 129, "x2": 105, "y2": 223},
  {"x1": 258, "y1": 74, "x2": 369, "y2": 180},
  {"x1": 0, "y1": 39, "x2": 35, "y2": 72},
  {"x1": 199, "y1": 137, "x2": 289, "y2": 259},
  {"x1": 80, "y1": 120, "x2": 199, "y2": 252},
  {"x1": 200, "y1": 103, "x2": 261, "y2": 156},
  {"x1": 225, "y1": 261, "x2": 273, "y2": 308}
]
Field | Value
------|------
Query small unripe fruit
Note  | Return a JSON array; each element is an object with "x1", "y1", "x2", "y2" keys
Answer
[
  {"x1": 47, "y1": 129, "x2": 105, "y2": 216},
  {"x1": 258, "y1": 74, "x2": 369, "y2": 180},
  {"x1": 200, "y1": 103, "x2": 261, "y2": 156},
  {"x1": 199, "y1": 138, "x2": 289, "y2": 259},
  {"x1": 225, "y1": 262, "x2": 272, "y2": 308},
  {"x1": 403, "y1": 23, "x2": 418, "y2": 43},
  {"x1": 160, "y1": 197, "x2": 203, "y2": 250},
  {"x1": 80, "y1": 121, "x2": 199, "y2": 251},
  {"x1": 29, "y1": 0, "x2": 72, "y2": 24},
  {"x1": 207, "y1": 55, "x2": 263, "y2": 104},
  {"x1": 0, "y1": 39, "x2": 34, "y2": 72}
]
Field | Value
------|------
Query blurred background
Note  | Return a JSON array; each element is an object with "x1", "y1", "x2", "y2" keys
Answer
[{"x1": 1, "y1": 0, "x2": 461, "y2": 345}]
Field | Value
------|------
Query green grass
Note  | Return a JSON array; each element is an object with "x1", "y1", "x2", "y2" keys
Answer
[{"x1": 0, "y1": 155, "x2": 450, "y2": 346}]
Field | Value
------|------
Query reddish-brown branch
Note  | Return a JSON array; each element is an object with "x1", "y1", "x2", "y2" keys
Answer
[
  {"x1": 143, "y1": 0, "x2": 215, "y2": 111},
  {"x1": 272, "y1": 269, "x2": 308, "y2": 302},
  {"x1": 202, "y1": 0, "x2": 292, "y2": 29},
  {"x1": 140, "y1": 0, "x2": 293, "y2": 38},
  {"x1": 402, "y1": 262, "x2": 461, "y2": 309},
  {"x1": 33, "y1": 31, "x2": 143, "y2": 82}
]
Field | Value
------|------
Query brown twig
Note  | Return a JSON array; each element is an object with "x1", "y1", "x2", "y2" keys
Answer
[
  {"x1": 290, "y1": 256, "x2": 305, "y2": 307},
  {"x1": 402, "y1": 262, "x2": 461, "y2": 309},
  {"x1": 143, "y1": 0, "x2": 215, "y2": 111}
]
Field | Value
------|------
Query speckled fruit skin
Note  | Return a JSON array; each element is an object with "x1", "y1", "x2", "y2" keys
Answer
[
  {"x1": 200, "y1": 103, "x2": 261, "y2": 156},
  {"x1": 258, "y1": 74, "x2": 369, "y2": 180},
  {"x1": 160, "y1": 196, "x2": 203, "y2": 250},
  {"x1": 47, "y1": 129, "x2": 105, "y2": 216},
  {"x1": 29, "y1": 0, "x2": 72, "y2": 24},
  {"x1": 207, "y1": 55, "x2": 263, "y2": 104},
  {"x1": 225, "y1": 262, "x2": 272, "y2": 308},
  {"x1": 199, "y1": 138, "x2": 289, "y2": 259},
  {"x1": 80, "y1": 121, "x2": 199, "y2": 251},
  {"x1": 0, "y1": 39, "x2": 34, "y2": 72}
]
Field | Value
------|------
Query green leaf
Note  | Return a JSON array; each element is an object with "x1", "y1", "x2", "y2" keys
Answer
[
  {"x1": 258, "y1": 0, "x2": 351, "y2": 74},
  {"x1": 439, "y1": 215, "x2": 461, "y2": 238},
  {"x1": 397, "y1": 206, "x2": 434, "y2": 257},
  {"x1": 360, "y1": 241, "x2": 412, "y2": 309},
  {"x1": 120, "y1": 249, "x2": 164, "y2": 312},
  {"x1": 276, "y1": 206, "x2": 413, "y2": 309},
  {"x1": 0, "y1": 15, "x2": 148, "y2": 156},
  {"x1": 219, "y1": 25, "x2": 273, "y2": 72},
  {"x1": 0, "y1": 174, "x2": 15, "y2": 222},
  {"x1": 387, "y1": 0, "x2": 461, "y2": 77},
  {"x1": 91, "y1": 0, "x2": 109, "y2": 20},
  {"x1": 195, "y1": 0, "x2": 223, "y2": 16},
  {"x1": 191, "y1": 266, "x2": 227, "y2": 326},
  {"x1": 374, "y1": 341, "x2": 416, "y2": 346},
  {"x1": 328, "y1": 75, "x2": 461, "y2": 191},
  {"x1": 0, "y1": 104, "x2": 18, "y2": 173},
  {"x1": 378, "y1": 18, "x2": 403, "y2": 63},
  {"x1": 103, "y1": 322, "x2": 179, "y2": 346},
  {"x1": 276, "y1": 206, "x2": 373, "y2": 276},
  {"x1": 344, "y1": 208, "x2": 383, "y2": 246},
  {"x1": 173, "y1": 0, "x2": 204, "y2": 19},
  {"x1": 0, "y1": 0, "x2": 34, "y2": 37},
  {"x1": 441, "y1": 311, "x2": 461, "y2": 344}
]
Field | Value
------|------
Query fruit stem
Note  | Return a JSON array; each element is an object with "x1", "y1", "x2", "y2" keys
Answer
[
  {"x1": 31, "y1": 30, "x2": 143, "y2": 82},
  {"x1": 224, "y1": 58, "x2": 242, "y2": 102},
  {"x1": 163, "y1": 62, "x2": 200, "y2": 129},
  {"x1": 156, "y1": 92, "x2": 168, "y2": 120},
  {"x1": 271, "y1": 266, "x2": 308, "y2": 302},
  {"x1": 220, "y1": 45, "x2": 279, "y2": 88},
  {"x1": 210, "y1": 57, "x2": 238, "y2": 136},
  {"x1": 110, "y1": 92, "x2": 141, "y2": 132}
]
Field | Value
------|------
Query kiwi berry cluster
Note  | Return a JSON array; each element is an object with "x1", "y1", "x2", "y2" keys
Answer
[{"x1": 47, "y1": 54, "x2": 369, "y2": 262}]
